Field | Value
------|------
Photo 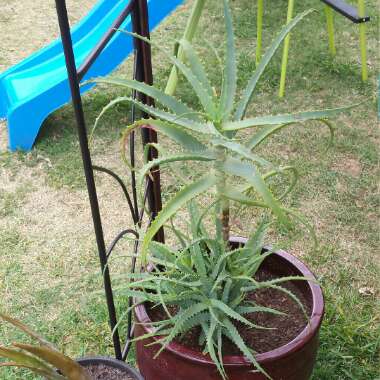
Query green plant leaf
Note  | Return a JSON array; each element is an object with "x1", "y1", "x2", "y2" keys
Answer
[
  {"x1": 124, "y1": 31, "x2": 218, "y2": 117},
  {"x1": 221, "y1": 158, "x2": 290, "y2": 227},
  {"x1": 136, "y1": 118, "x2": 208, "y2": 150},
  {"x1": 87, "y1": 77, "x2": 201, "y2": 121},
  {"x1": 137, "y1": 152, "x2": 215, "y2": 197},
  {"x1": 222, "y1": 318, "x2": 271, "y2": 379},
  {"x1": 210, "y1": 299, "x2": 270, "y2": 329},
  {"x1": 235, "y1": 305, "x2": 286, "y2": 316},
  {"x1": 244, "y1": 218, "x2": 270, "y2": 255},
  {"x1": 179, "y1": 39, "x2": 214, "y2": 99},
  {"x1": 247, "y1": 119, "x2": 334, "y2": 149},
  {"x1": 0, "y1": 363, "x2": 64, "y2": 380},
  {"x1": 206, "y1": 319, "x2": 226, "y2": 379},
  {"x1": 140, "y1": 175, "x2": 217, "y2": 263},
  {"x1": 13, "y1": 344, "x2": 91, "y2": 380},
  {"x1": 219, "y1": 0, "x2": 237, "y2": 120},
  {"x1": 223, "y1": 186, "x2": 267, "y2": 208},
  {"x1": 0, "y1": 313, "x2": 56, "y2": 350},
  {"x1": 263, "y1": 165, "x2": 299, "y2": 201},
  {"x1": 155, "y1": 303, "x2": 209, "y2": 356},
  {"x1": 234, "y1": 9, "x2": 314, "y2": 120},
  {"x1": 94, "y1": 96, "x2": 211, "y2": 136},
  {"x1": 0, "y1": 347, "x2": 52, "y2": 372},
  {"x1": 225, "y1": 103, "x2": 361, "y2": 131},
  {"x1": 211, "y1": 138, "x2": 272, "y2": 167}
]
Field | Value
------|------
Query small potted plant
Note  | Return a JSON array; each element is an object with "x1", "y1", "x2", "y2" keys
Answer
[
  {"x1": 0, "y1": 313, "x2": 143, "y2": 380},
  {"x1": 92, "y1": 1, "x2": 356, "y2": 378}
]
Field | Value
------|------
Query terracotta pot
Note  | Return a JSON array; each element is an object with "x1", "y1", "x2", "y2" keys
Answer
[
  {"x1": 76, "y1": 356, "x2": 143, "y2": 380},
  {"x1": 135, "y1": 237, "x2": 324, "y2": 380}
]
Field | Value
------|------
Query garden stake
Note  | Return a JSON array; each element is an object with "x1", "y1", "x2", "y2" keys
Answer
[
  {"x1": 358, "y1": 0, "x2": 368, "y2": 81},
  {"x1": 325, "y1": 5, "x2": 337, "y2": 56},
  {"x1": 256, "y1": 0, "x2": 264, "y2": 66},
  {"x1": 279, "y1": 0, "x2": 295, "y2": 98}
]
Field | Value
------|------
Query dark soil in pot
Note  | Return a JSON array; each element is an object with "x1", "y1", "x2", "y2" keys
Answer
[
  {"x1": 148, "y1": 267, "x2": 312, "y2": 355},
  {"x1": 84, "y1": 363, "x2": 134, "y2": 380},
  {"x1": 77, "y1": 356, "x2": 143, "y2": 380}
]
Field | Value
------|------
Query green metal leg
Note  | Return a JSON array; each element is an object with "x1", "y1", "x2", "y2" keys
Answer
[
  {"x1": 279, "y1": 0, "x2": 295, "y2": 98},
  {"x1": 358, "y1": 0, "x2": 368, "y2": 81},
  {"x1": 325, "y1": 5, "x2": 336, "y2": 56},
  {"x1": 256, "y1": 0, "x2": 264, "y2": 66}
]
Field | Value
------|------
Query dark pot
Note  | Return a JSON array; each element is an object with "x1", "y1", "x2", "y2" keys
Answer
[
  {"x1": 135, "y1": 237, "x2": 324, "y2": 380},
  {"x1": 77, "y1": 356, "x2": 143, "y2": 380}
]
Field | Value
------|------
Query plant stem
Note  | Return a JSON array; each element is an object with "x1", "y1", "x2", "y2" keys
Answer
[
  {"x1": 215, "y1": 147, "x2": 230, "y2": 245},
  {"x1": 221, "y1": 201, "x2": 230, "y2": 243},
  {"x1": 165, "y1": 0, "x2": 206, "y2": 95}
]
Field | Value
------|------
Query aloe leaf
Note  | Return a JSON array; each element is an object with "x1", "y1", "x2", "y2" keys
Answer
[
  {"x1": 86, "y1": 77, "x2": 201, "y2": 122},
  {"x1": 263, "y1": 165, "x2": 299, "y2": 201},
  {"x1": 247, "y1": 123, "x2": 294, "y2": 149},
  {"x1": 221, "y1": 278, "x2": 232, "y2": 304},
  {"x1": 0, "y1": 313, "x2": 56, "y2": 350},
  {"x1": 137, "y1": 152, "x2": 216, "y2": 197},
  {"x1": 284, "y1": 207, "x2": 318, "y2": 248},
  {"x1": 211, "y1": 250, "x2": 236, "y2": 280},
  {"x1": 222, "y1": 319, "x2": 271, "y2": 379},
  {"x1": 223, "y1": 186, "x2": 267, "y2": 208},
  {"x1": 220, "y1": 0, "x2": 237, "y2": 120},
  {"x1": 263, "y1": 284, "x2": 308, "y2": 320},
  {"x1": 221, "y1": 158, "x2": 291, "y2": 227},
  {"x1": 206, "y1": 319, "x2": 226, "y2": 379},
  {"x1": 234, "y1": 9, "x2": 314, "y2": 120},
  {"x1": 140, "y1": 175, "x2": 217, "y2": 263},
  {"x1": 210, "y1": 299, "x2": 271, "y2": 330},
  {"x1": 211, "y1": 138, "x2": 272, "y2": 167},
  {"x1": 13, "y1": 344, "x2": 91, "y2": 380},
  {"x1": 225, "y1": 102, "x2": 361, "y2": 131},
  {"x1": 125, "y1": 31, "x2": 217, "y2": 117},
  {"x1": 120, "y1": 118, "x2": 208, "y2": 172},
  {"x1": 143, "y1": 119, "x2": 207, "y2": 152},
  {"x1": 0, "y1": 347, "x2": 52, "y2": 371},
  {"x1": 244, "y1": 218, "x2": 270, "y2": 255},
  {"x1": 0, "y1": 363, "x2": 64, "y2": 380},
  {"x1": 247, "y1": 119, "x2": 334, "y2": 150},
  {"x1": 179, "y1": 39, "x2": 214, "y2": 99},
  {"x1": 94, "y1": 96, "x2": 210, "y2": 136},
  {"x1": 168, "y1": 219, "x2": 189, "y2": 248},
  {"x1": 155, "y1": 303, "x2": 208, "y2": 357},
  {"x1": 235, "y1": 305, "x2": 286, "y2": 316}
]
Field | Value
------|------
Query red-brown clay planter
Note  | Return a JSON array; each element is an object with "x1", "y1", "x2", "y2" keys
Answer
[{"x1": 135, "y1": 237, "x2": 324, "y2": 380}]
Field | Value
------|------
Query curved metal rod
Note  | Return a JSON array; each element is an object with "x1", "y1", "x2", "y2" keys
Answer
[
  {"x1": 77, "y1": 0, "x2": 137, "y2": 81},
  {"x1": 92, "y1": 165, "x2": 138, "y2": 224},
  {"x1": 106, "y1": 228, "x2": 139, "y2": 259},
  {"x1": 122, "y1": 324, "x2": 135, "y2": 360}
]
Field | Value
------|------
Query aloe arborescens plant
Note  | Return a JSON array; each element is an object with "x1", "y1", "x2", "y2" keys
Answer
[
  {"x1": 94, "y1": 3, "x2": 352, "y2": 259},
  {"x1": 91, "y1": 1, "x2": 354, "y2": 378}
]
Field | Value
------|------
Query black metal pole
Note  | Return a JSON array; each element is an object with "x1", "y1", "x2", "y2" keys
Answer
[
  {"x1": 132, "y1": 0, "x2": 164, "y2": 243},
  {"x1": 55, "y1": 0, "x2": 122, "y2": 360},
  {"x1": 77, "y1": 0, "x2": 136, "y2": 81}
]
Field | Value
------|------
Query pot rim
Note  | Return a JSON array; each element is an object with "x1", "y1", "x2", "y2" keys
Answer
[
  {"x1": 134, "y1": 237, "x2": 324, "y2": 367},
  {"x1": 76, "y1": 356, "x2": 143, "y2": 379}
]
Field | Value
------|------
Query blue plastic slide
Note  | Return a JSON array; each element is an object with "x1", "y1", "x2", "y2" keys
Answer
[{"x1": 0, "y1": 0, "x2": 184, "y2": 151}]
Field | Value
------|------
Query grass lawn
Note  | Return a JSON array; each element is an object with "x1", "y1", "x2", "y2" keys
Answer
[{"x1": 0, "y1": 0, "x2": 379, "y2": 379}]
